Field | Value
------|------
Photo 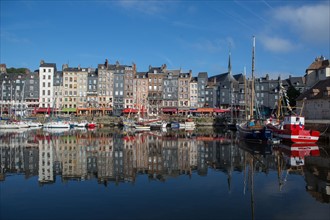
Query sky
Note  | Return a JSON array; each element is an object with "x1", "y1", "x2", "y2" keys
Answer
[{"x1": 1, "y1": 0, "x2": 329, "y2": 79}]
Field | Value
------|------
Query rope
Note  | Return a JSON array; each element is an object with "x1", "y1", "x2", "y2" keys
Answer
[{"x1": 319, "y1": 123, "x2": 330, "y2": 136}]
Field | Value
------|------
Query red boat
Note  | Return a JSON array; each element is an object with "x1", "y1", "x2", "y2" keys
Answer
[
  {"x1": 275, "y1": 142, "x2": 320, "y2": 166},
  {"x1": 267, "y1": 115, "x2": 320, "y2": 143},
  {"x1": 87, "y1": 122, "x2": 97, "y2": 129}
]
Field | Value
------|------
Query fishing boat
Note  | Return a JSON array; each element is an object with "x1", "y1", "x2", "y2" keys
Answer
[
  {"x1": 267, "y1": 115, "x2": 319, "y2": 143},
  {"x1": 236, "y1": 36, "x2": 272, "y2": 143},
  {"x1": 266, "y1": 82, "x2": 320, "y2": 143}
]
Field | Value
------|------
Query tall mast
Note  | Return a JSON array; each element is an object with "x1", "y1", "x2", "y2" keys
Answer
[
  {"x1": 229, "y1": 50, "x2": 233, "y2": 123},
  {"x1": 250, "y1": 36, "x2": 256, "y2": 119},
  {"x1": 244, "y1": 66, "x2": 247, "y2": 120}
]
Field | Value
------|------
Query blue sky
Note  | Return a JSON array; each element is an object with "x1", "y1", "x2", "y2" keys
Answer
[{"x1": 1, "y1": 0, "x2": 329, "y2": 79}]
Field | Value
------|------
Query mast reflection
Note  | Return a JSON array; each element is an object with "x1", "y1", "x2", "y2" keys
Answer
[{"x1": 0, "y1": 128, "x2": 328, "y2": 204}]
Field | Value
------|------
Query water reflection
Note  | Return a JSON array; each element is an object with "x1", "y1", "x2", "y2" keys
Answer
[{"x1": 0, "y1": 128, "x2": 329, "y2": 203}]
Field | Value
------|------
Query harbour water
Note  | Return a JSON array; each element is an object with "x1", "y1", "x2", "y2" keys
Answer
[{"x1": 1, "y1": 127, "x2": 329, "y2": 220}]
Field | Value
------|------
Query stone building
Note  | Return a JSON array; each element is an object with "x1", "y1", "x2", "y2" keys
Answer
[
  {"x1": 197, "y1": 72, "x2": 208, "y2": 107},
  {"x1": 189, "y1": 77, "x2": 198, "y2": 108},
  {"x1": 147, "y1": 65, "x2": 166, "y2": 115},
  {"x1": 112, "y1": 61, "x2": 125, "y2": 116},
  {"x1": 178, "y1": 71, "x2": 192, "y2": 110},
  {"x1": 97, "y1": 59, "x2": 114, "y2": 109},
  {"x1": 304, "y1": 56, "x2": 330, "y2": 90},
  {"x1": 296, "y1": 78, "x2": 330, "y2": 119},
  {"x1": 162, "y1": 69, "x2": 180, "y2": 110}
]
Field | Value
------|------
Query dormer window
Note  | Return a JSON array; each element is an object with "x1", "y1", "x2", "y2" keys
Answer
[{"x1": 312, "y1": 89, "x2": 319, "y2": 96}]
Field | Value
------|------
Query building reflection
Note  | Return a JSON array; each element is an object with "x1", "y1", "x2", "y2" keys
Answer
[{"x1": 0, "y1": 128, "x2": 328, "y2": 203}]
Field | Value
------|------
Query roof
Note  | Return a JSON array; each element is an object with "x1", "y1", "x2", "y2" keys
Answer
[
  {"x1": 136, "y1": 72, "x2": 148, "y2": 78},
  {"x1": 306, "y1": 57, "x2": 330, "y2": 71},
  {"x1": 296, "y1": 78, "x2": 330, "y2": 101},
  {"x1": 40, "y1": 63, "x2": 56, "y2": 68},
  {"x1": 209, "y1": 72, "x2": 237, "y2": 84},
  {"x1": 287, "y1": 76, "x2": 305, "y2": 87},
  {"x1": 233, "y1": 73, "x2": 244, "y2": 82},
  {"x1": 198, "y1": 72, "x2": 208, "y2": 78},
  {"x1": 190, "y1": 77, "x2": 198, "y2": 83}
]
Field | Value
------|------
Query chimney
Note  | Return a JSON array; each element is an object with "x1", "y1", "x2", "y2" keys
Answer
[
  {"x1": 214, "y1": 77, "x2": 216, "y2": 84},
  {"x1": 105, "y1": 59, "x2": 108, "y2": 68},
  {"x1": 40, "y1": 60, "x2": 45, "y2": 65},
  {"x1": 132, "y1": 62, "x2": 136, "y2": 72}
]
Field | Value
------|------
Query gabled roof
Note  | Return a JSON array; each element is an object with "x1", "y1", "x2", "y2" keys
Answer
[
  {"x1": 287, "y1": 76, "x2": 305, "y2": 87},
  {"x1": 296, "y1": 78, "x2": 330, "y2": 101},
  {"x1": 233, "y1": 73, "x2": 244, "y2": 82},
  {"x1": 209, "y1": 72, "x2": 238, "y2": 84},
  {"x1": 306, "y1": 57, "x2": 330, "y2": 72}
]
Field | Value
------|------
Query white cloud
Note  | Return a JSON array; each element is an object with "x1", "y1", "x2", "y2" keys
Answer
[
  {"x1": 272, "y1": 2, "x2": 330, "y2": 43},
  {"x1": 259, "y1": 35, "x2": 297, "y2": 53}
]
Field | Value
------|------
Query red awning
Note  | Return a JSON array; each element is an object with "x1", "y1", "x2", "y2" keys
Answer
[
  {"x1": 162, "y1": 108, "x2": 177, "y2": 112},
  {"x1": 213, "y1": 108, "x2": 230, "y2": 113},
  {"x1": 33, "y1": 108, "x2": 57, "y2": 114},
  {"x1": 122, "y1": 108, "x2": 138, "y2": 113}
]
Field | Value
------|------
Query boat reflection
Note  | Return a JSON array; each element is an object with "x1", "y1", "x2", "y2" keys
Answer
[
  {"x1": 0, "y1": 128, "x2": 329, "y2": 203},
  {"x1": 272, "y1": 142, "x2": 330, "y2": 202}
]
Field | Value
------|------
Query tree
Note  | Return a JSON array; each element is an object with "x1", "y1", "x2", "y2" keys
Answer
[{"x1": 286, "y1": 85, "x2": 300, "y2": 107}]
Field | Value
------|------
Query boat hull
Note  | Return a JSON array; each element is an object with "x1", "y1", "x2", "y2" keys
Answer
[
  {"x1": 237, "y1": 123, "x2": 272, "y2": 143},
  {"x1": 267, "y1": 124, "x2": 319, "y2": 143}
]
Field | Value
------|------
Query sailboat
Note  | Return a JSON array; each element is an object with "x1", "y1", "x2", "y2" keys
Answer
[
  {"x1": 236, "y1": 36, "x2": 272, "y2": 143},
  {"x1": 43, "y1": 92, "x2": 70, "y2": 129}
]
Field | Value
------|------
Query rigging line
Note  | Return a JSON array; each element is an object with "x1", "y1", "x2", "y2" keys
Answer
[{"x1": 319, "y1": 123, "x2": 330, "y2": 136}]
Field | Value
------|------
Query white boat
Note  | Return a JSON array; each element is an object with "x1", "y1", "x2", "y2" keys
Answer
[
  {"x1": 0, "y1": 122, "x2": 20, "y2": 129},
  {"x1": 76, "y1": 120, "x2": 88, "y2": 127},
  {"x1": 43, "y1": 120, "x2": 71, "y2": 129},
  {"x1": 12, "y1": 121, "x2": 30, "y2": 128},
  {"x1": 26, "y1": 121, "x2": 43, "y2": 127}
]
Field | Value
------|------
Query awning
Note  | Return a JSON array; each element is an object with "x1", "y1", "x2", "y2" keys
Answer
[
  {"x1": 61, "y1": 108, "x2": 77, "y2": 113},
  {"x1": 196, "y1": 108, "x2": 213, "y2": 113},
  {"x1": 213, "y1": 108, "x2": 230, "y2": 113},
  {"x1": 162, "y1": 108, "x2": 177, "y2": 112},
  {"x1": 33, "y1": 108, "x2": 55, "y2": 114},
  {"x1": 122, "y1": 108, "x2": 138, "y2": 113}
]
